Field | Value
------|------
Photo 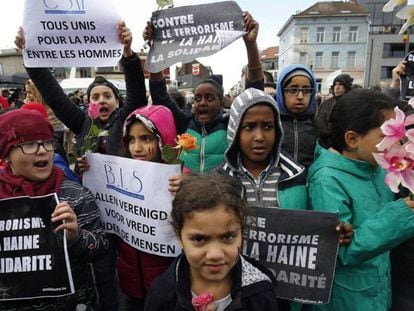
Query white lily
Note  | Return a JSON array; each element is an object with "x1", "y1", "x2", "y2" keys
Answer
[
  {"x1": 383, "y1": 0, "x2": 407, "y2": 12},
  {"x1": 396, "y1": 5, "x2": 414, "y2": 34}
]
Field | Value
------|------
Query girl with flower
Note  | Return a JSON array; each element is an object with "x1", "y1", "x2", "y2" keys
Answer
[
  {"x1": 308, "y1": 89, "x2": 414, "y2": 311},
  {"x1": 144, "y1": 174, "x2": 280, "y2": 311},
  {"x1": 118, "y1": 105, "x2": 191, "y2": 310}
]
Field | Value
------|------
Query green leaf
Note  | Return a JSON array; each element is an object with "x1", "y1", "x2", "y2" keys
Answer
[{"x1": 161, "y1": 145, "x2": 176, "y2": 163}]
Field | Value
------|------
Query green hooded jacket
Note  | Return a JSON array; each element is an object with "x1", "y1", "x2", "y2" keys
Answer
[{"x1": 308, "y1": 143, "x2": 414, "y2": 311}]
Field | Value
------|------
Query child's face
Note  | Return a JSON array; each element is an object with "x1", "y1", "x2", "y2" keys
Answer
[
  {"x1": 127, "y1": 121, "x2": 161, "y2": 162},
  {"x1": 179, "y1": 204, "x2": 242, "y2": 289},
  {"x1": 8, "y1": 140, "x2": 55, "y2": 182},
  {"x1": 333, "y1": 82, "x2": 346, "y2": 97},
  {"x1": 239, "y1": 104, "x2": 276, "y2": 172},
  {"x1": 283, "y1": 76, "x2": 313, "y2": 114},
  {"x1": 193, "y1": 83, "x2": 222, "y2": 123},
  {"x1": 347, "y1": 109, "x2": 395, "y2": 166},
  {"x1": 89, "y1": 85, "x2": 119, "y2": 122}
]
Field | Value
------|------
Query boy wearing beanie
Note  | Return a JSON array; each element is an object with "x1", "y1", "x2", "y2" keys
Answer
[
  {"x1": 0, "y1": 109, "x2": 108, "y2": 310},
  {"x1": 317, "y1": 73, "x2": 354, "y2": 145}
]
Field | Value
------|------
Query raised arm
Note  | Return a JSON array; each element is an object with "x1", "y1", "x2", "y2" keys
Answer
[
  {"x1": 144, "y1": 20, "x2": 190, "y2": 134},
  {"x1": 15, "y1": 27, "x2": 86, "y2": 134}
]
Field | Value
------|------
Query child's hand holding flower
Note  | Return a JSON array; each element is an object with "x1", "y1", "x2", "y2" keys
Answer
[{"x1": 161, "y1": 133, "x2": 198, "y2": 164}]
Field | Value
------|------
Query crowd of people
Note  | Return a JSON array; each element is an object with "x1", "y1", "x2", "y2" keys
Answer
[{"x1": 1, "y1": 10, "x2": 414, "y2": 311}]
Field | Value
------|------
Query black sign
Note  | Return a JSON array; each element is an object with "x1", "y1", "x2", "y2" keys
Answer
[
  {"x1": 0, "y1": 194, "x2": 74, "y2": 301},
  {"x1": 401, "y1": 50, "x2": 414, "y2": 101},
  {"x1": 145, "y1": 1, "x2": 244, "y2": 73},
  {"x1": 243, "y1": 208, "x2": 339, "y2": 304}
]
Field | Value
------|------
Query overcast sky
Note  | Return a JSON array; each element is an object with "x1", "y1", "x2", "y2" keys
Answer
[{"x1": 0, "y1": 0, "x2": 317, "y2": 91}]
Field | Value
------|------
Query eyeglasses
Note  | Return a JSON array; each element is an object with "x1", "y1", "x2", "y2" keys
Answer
[
  {"x1": 284, "y1": 88, "x2": 314, "y2": 96},
  {"x1": 13, "y1": 139, "x2": 57, "y2": 155}
]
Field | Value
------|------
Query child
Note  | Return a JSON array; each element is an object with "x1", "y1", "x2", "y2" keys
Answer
[
  {"x1": 15, "y1": 21, "x2": 147, "y2": 310},
  {"x1": 15, "y1": 20, "x2": 147, "y2": 174},
  {"x1": 275, "y1": 64, "x2": 318, "y2": 170},
  {"x1": 117, "y1": 105, "x2": 178, "y2": 309},
  {"x1": 144, "y1": 174, "x2": 280, "y2": 311},
  {"x1": 308, "y1": 89, "x2": 414, "y2": 311},
  {"x1": 0, "y1": 109, "x2": 108, "y2": 310},
  {"x1": 145, "y1": 12, "x2": 264, "y2": 174},
  {"x1": 217, "y1": 87, "x2": 308, "y2": 209}
]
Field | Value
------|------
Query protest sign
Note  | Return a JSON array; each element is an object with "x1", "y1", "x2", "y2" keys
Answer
[
  {"x1": 243, "y1": 208, "x2": 339, "y2": 304},
  {"x1": 22, "y1": 0, "x2": 122, "y2": 67},
  {"x1": 400, "y1": 50, "x2": 414, "y2": 101},
  {"x1": 0, "y1": 194, "x2": 74, "y2": 301},
  {"x1": 145, "y1": 1, "x2": 245, "y2": 73},
  {"x1": 83, "y1": 153, "x2": 181, "y2": 257}
]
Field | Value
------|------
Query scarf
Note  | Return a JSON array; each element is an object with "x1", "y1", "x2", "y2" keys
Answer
[{"x1": 0, "y1": 165, "x2": 64, "y2": 198}]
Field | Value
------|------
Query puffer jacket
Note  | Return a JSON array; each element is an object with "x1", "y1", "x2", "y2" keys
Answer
[
  {"x1": 144, "y1": 254, "x2": 280, "y2": 311},
  {"x1": 216, "y1": 88, "x2": 307, "y2": 210},
  {"x1": 117, "y1": 105, "x2": 176, "y2": 299},
  {"x1": 308, "y1": 143, "x2": 414, "y2": 311},
  {"x1": 0, "y1": 178, "x2": 109, "y2": 311},
  {"x1": 276, "y1": 64, "x2": 319, "y2": 170},
  {"x1": 26, "y1": 54, "x2": 147, "y2": 156}
]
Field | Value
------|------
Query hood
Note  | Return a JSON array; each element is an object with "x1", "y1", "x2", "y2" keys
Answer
[
  {"x1": 123, "y1": 105, "x2": 177, "y2": 150},
  {"x1": 308, "y1": 143, "x2": 382, "y2": 181},
  {"x1": 224, "y1": 88, "x2": 284, "y2": 169},
  {"x1": 276, "y1": 64, "x2": 317, "y2": 116}
]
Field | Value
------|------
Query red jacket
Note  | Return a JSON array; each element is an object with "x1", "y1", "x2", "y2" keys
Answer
[
  {"x1": 0, "y1": 96, "x2": 8, "y2": 109},
  {"x1": 117, "y1": 105, "x2": 178, "y2": 298}
]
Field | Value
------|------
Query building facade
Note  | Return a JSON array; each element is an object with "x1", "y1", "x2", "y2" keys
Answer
[{"x1": 278, "y1": 1, "x2": 369, "y2": 94}]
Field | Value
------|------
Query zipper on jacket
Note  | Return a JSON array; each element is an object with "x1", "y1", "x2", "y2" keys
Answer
[
  {"x1": 200, "y1": 125, "x2": 207, "y2": 173},
  {"x1": 293, "y1": 118, "x2": 299, "y2": 161}
]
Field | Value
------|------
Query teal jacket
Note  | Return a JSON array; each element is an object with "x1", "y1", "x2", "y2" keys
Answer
[{"x1": 308, "y1": 144, "x2": 414, "y2": 311}]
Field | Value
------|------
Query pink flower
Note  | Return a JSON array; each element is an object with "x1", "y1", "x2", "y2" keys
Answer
[
  {"x1": 87, "y1": 102, "x2": 100, "y2": 120},
  {"x1": 373, "y1": 144, "x2": 414, "y2": 193},
  {"x1": 192, "y1": 292, "x2": 214, "y2": 311},
  {"x1": 376, "y1": 107, "x2": 414, "y2": 151}
]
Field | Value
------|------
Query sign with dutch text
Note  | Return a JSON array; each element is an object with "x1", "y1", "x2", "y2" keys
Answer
[
  {"x1": 22, "y1": 0, "x2": 122, "y2": 67},
  {"x1": 0, "y1": 194, "x2": 74, "y2": 301},
  {"x1": 83, "y1": 153, "x2": 181, "y2": 257},
  {"x1": 243, "y1": 208, "x2": 339, "y2": 304}
]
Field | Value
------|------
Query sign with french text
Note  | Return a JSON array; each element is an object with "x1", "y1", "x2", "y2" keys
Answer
[
  {"x1": 22, "y1": 0, "x2": 122, "y2": 67},
  {"x1": 83, "y1": 153, "x2": 181, "y2": 257},
  {"x1": 145, "y1": 1, "x2": 245, "y2": 72},
  {"x1": 0, "y1": 194, "x2": 74, "y2": 301},
  {"x1": 243, "y1": 208, "x2": 339, "y2": 304}
]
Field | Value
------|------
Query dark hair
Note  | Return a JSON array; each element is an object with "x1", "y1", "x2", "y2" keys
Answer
[
  {"x1": 323, "y1": 89, "x2": 395, "y2": 152},
  {"x1": 195, "y1": 77, "x2": 224, "y2": 101},
  {"x1": 171, "y1": 174, "x2": 249, "y2": 235},
  {"x1": 86, "y1": 76, "x2": 119, "y2": 102}
]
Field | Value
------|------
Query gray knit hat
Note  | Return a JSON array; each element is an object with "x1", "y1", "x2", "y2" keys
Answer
[{"x1": 228, "y1": 88, "x2": 280, "y2": 144}]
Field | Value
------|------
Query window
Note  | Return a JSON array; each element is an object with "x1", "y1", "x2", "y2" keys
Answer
[
  {"x1": 383, "y1": 43, "x2": 414, "y2": 58},
  {"x1": 316, "y1": 27, "x2": 324, "y2": 43},
  {"x1": 315, "y1": 52, "x2": 323, "y2": 68},
  {"x1": 0, "y1": 63, "x2": 3, "y2": 75},
  {"x1": 331, "y1": 51, "x2": 339, "y2": 68},
  {"x1": 300, "y1": 28, "x2": 309, "y2": 43},
  {"x1": 79, "y1": 68, "x2": 92, "y2": 78},
  {"x1": 347, "y1": 51, "x2": 356, "y2": 68},
  {"x1": 300, "y1": 52, "x2": 308, "y2": 65},
  {"x1": 381, "y1": 66, "x2": 394, "y2": 79},
  {"x1": 333, "y1": 27, "x2": 341, "y2": 42},
  {"x1": 349, "y1": 26, "x2": 358, "y2": 42}
]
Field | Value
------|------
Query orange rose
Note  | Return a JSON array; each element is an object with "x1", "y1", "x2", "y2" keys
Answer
[{"x1": 176, "y1": 133, "x2": 198, "y2": 151}]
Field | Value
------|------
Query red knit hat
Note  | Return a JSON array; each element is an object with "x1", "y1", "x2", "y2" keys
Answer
[
  {"x1": 0, "y1": 109, "x2": 53, "y2": 159},
  {"x1": 21, "y1": 102, "x2": 48, "y2": 119}
]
